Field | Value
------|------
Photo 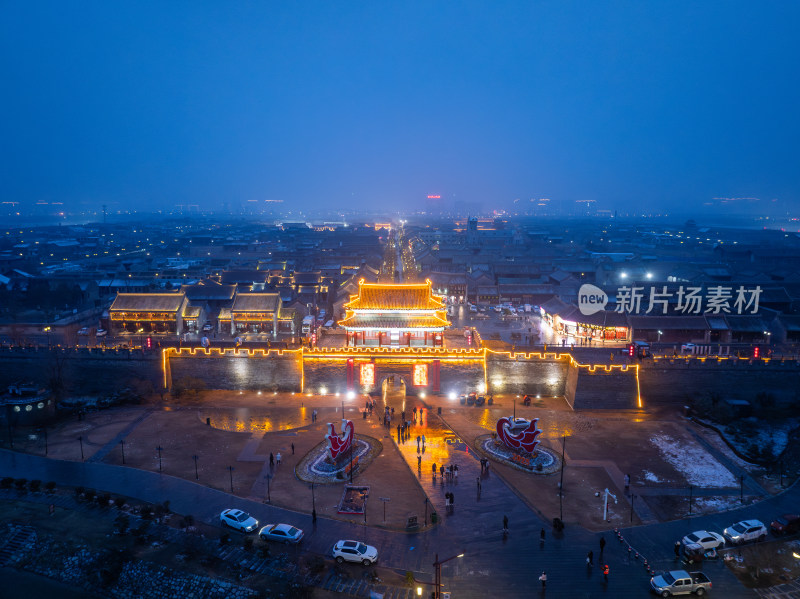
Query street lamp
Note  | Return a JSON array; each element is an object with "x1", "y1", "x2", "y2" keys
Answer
[
  {"x1": 78, "y1": 436, "x2": 84, "y2": 461},
  {"x1": 433, "y1": 552, "x2": 464, "y2": 599},
  {"x1": 43, "y1": 326, "x2": 51, "y2": 348},
  {"x1": 192, "y1": 454, "x2": 199, "y2": 479},
  {"x1": 156, "y1": 445, "x2": 163, "y2": 472},
  {"x1": 311, "y1": 482, "x2": 317, "y2": 522},
  {"x1": 228, "y1": 465, "x2": 235, "y2": 493},
  {"x1": 559, "y1": 434, "x2": 567, "y2": 520},
  {"x1": 120, "y1": 439, "x2": 126, "y2": 464}
]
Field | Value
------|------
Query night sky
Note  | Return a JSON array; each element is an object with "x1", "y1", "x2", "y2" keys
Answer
[{"x1": 2, "y1": 2, "x2": 799, "y2": 214}]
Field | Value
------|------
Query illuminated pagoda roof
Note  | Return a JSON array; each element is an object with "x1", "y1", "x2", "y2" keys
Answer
[
  {"x1": 339, "y1": 280, "x2": 450, "y2": 332},
  {"x1": 339, "y1": 314, "x2": 450, "y2": 330},
  {"x1": 343, "y1": 280, "x2": 445, "y2": 311}
]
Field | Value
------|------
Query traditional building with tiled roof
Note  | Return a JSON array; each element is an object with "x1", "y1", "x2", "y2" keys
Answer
[
  {"x1": 338, "y1": 280, "x2": 450, "y2": 347},
  {"x1": 109, "y1": 292, "x2": 189, "y2": 335}
]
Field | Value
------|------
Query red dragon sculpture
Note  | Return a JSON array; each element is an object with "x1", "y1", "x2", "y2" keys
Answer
[
  {"x1": 326, "y1": 419, "x2": 355, "y2": 460},
  {"x1": 496, "y1": 417, "x2": 542, "y2": 454}
]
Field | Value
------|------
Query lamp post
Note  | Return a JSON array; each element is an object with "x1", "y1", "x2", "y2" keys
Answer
[
  {"x1": 559, "y1": 434, "x2": 567, "y2": 520},
  {"x1": 265, "y1": 473, "x2": 272, "y2": 503},
  {"x1": 349, "y1": 434, "x2": 354, "y2": 483},
  {"x1": 424, "y1": 497, "x2": 429, "y2": 526},
  {"x1": 630, "y1": 493, "x2": 636, "y2": 523},
  {"x1": 228, "y1": 465, "x2": 235, "y2": 493},
  {"x1": 433, "y1": 552, "x2": 464, "y2": 599},
  {"x1": 156, "y1": 445, "x2": 163, "y2": 472},
  {"x1": 78, "y1": 436, "x2": 84, "y2": 461},
  {"x1": 120, "y1": 439, "x2": 126, "y2": 464},
  {"x1": 192, "y1": 454, "x2": 199, "y2": 479},
  {"x1": 311, "y1": 482, "x2": 317, "y2": 522}
]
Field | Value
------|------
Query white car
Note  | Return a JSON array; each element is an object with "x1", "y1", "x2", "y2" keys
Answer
[
  {"x1": 332, "y1": 540, "x2": 378, "y2": 565},
  {"x1": 220, "y1": 509, "x2": 258, "y2": 533},
  {"x1": 95, "y1": 328, "x2": 107, "y2": 337},
  {"x1": 681, "y1": 530, "x2": 724, "y2": 550},
  {"x1": 77, "y1": 327, "x2": 90, "y2": 336},
  {"x1": 259, "y1": 523, "x2": 304, "y2": 544},
  {"x1": 723, "y1": 519, "x2": 767, "y2": 545},
  {"x1": 681, "y1": 343, "x2": 696, "y2": 352}
]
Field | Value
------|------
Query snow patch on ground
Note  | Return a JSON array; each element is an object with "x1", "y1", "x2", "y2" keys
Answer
[
  {"x1": 650, "y1": 434, "x2": 738, "y2": 487},
  {"x1": 642, "y1": 470, "x2": 662, "y2": 483},
  {"x1": 718, "y1": 418, "x2": 798, "y2": 461}
]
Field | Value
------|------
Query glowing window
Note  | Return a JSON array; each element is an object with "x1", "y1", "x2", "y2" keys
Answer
[
  {"x1": 360, "y1": 363, "x2": 375, "y2": 386},
  {"x1": 413, "y1": 364, "x2": 428, "y2": 386}
]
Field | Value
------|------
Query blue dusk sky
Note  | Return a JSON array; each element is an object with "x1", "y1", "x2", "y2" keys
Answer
[{"x1": 2, "y1": 1, "x2": 799, "y2": 215}]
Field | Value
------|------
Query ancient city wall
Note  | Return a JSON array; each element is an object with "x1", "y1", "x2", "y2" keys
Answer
[
  {"x1": 168, "y1": 348, "x2": 302, "y2": 392},
  {"x1": 638, "y1": 358, "x2": 800, "y2": 405},
  {"x1": 1, "y1": 347, "x2": 796, "y2": 409},
  {"x1": 0, "y1": 346, "x2": 161, "y2": 395}
]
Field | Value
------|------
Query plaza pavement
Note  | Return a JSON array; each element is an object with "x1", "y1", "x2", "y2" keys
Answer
[{"x1": 3, "y1": 393, "x2": 798, "y2": 596}]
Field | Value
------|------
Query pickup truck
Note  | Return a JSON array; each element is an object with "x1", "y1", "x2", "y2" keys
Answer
[{"x1": 650, "y1": 570, "x2": 712, "y2": 596}]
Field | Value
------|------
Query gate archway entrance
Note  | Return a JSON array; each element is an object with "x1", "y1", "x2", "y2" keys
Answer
[{"x1": 381, "y1": 375, "x2": 406, "y2": 403}]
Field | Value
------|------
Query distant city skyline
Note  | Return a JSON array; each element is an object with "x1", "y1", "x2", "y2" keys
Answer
[{"x1": 2, "y1": 2, "x2": 799, "y2": 216}]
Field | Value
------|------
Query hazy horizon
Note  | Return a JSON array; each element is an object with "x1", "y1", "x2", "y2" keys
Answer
[{"x1": 2, "y1": 2, "x2": 799, "y2": 215}]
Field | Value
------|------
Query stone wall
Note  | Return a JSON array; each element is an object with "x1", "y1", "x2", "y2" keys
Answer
[
  {"x1": 485, "y1": 355, "x2": 569, "y2": 397},
  {"x1": 168, "y1": 349, "x2": 302, "y2": 392},
  {"x1": 0, "y1": 347, "x2": 161, "y2": 395},
  {"x1": 639, "y1": 358, "x2": 800, "y2": 405}
]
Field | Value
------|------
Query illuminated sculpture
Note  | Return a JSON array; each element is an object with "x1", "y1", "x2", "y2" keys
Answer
[
  {"x1": 496, "y1": 417, "x2": 542, "y2": 454},
  {"x1": 326, "y1": 419, "x2": 355, "y2": 460}
]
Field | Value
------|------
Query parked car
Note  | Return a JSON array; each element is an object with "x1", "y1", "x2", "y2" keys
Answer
[
  {"x1": 332, "y1": 540, "x2": 378, "y2": 565},
  {"x1": 202, "y1": 322, "x2": 213, "y2": 332},
  {"x1": 770, "y1": 514, "x2": 800, "y2": 536},
  {"x1": 95, "y1": 328, "x2": 107, "y2": 337},
  {"x1": 681, "y1": 343, "x2": 696, "y2": 352},
  {"x1": 219, "y1": 509, "x2": 258, "y2": 533},
  {"x1": 723, "y1": 519, "x2": 767, "y2": 544},
  {"x1": 77, "y1": 327, "x2": 90, "y2": 336},
  {"x1": 466, "y1": 392, "x2": 476, "y2": 406},
  {"x1": 650, "y1": 570, "x2": 712, "y2": 596},
  {"x1": 259, "y1": 523, "x2": 304, "y2": 544},
  {"x1": 681, "y1": 530, "x2": 724, "y2": 550},
  {"x1": 474, "y1": 395, "x2": 486, "y2": 406}
]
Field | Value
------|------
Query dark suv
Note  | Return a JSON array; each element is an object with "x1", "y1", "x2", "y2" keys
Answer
[{"x1": 770, "y1": 514, "x2": 800, "y2": 536}]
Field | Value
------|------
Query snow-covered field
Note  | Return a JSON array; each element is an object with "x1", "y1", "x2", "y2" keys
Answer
[{"x1": 650, "y1": 433, "x2": 738, "y2": 487}]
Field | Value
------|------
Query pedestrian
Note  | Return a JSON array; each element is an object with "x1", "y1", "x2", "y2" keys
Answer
[
  {"x1": 599, "y1": 536, "x2": 606, "y2": 555},
  {"x1": 587, "y1": 550, "x2": 593, "y2": 566},
  {"x1": 276, "y1": 452, "x2": 281, "y2": 465},
  {"x1": 449, "y1": 491, "x2": 455, "y2": 510},
  {"x1": 540, "y1": 528, "x2": 546, "y2": 543},
  {"x1": 420, "y1": 408, "x2": 424, "y2": 418},
  {"x1": 454, "y1": 464, "x2": 458, "y2": 481},
  {"x1": 432, "y1": 463, "x2": 437, "y2": 479},
  {"x1": 440, "y1": 465, "x2": 445, "y2": 479},
  {"x1": 417, "y1": 455, "x2": 422, "y2": 471},
  {"x1": 674, "y1": 541, "x2": 681, "y2": 559},
  {"x1": 269, "y1": 452, "x2": 274, "y2": 467},
  {"x1": 624, "y1": 473, "x2": 630, "y2": 492},
  {"x1": 291, "y1": 442, "x2": 295, "y2": 455},
  {"x1": 539, "y1": 571, "x2": 547, "y2": 588},
  {"x1": 477, "y1": 476, "x2": 481, "y2": 493},
  {"x1": 503, "y1": 515, "x2": 509, "y2": 534},
  {"x1": 422, "y1": 434, "x2": 426, "y2": 446},
  {"x1": 603, "y1": 564, "x2": 609, "y2": 583}
]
